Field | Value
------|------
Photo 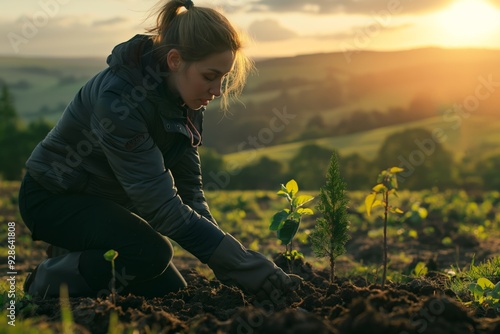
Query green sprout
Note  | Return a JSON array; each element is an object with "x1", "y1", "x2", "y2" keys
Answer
[
  {"x1": 468, "y1": 277, "x2": 500, "y2": 312},
  {"x1": 270, "y1": 179, "x2": 314, "y2": 261},
  {"x1": 365, "y1": 167, "x2": 404, "y2": 288},
  {"x1": 104, "y1": 249, "x2": 119, "y2": 304}
]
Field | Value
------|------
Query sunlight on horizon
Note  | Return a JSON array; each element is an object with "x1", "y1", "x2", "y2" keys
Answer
[{"x1": 434, "y1": 0, "x2": 500, "y2": 46}]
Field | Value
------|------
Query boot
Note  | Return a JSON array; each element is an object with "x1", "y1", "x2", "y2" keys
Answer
[{"x1": 25, "y1": 252, "x2": 95, "y2": 298}]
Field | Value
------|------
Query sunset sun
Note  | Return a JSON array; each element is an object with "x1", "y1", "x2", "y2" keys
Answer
[{"x1": 437, "y1": 0, "x2": 500, "y2": 43}]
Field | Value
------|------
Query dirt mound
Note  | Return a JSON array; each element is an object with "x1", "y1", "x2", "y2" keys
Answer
[{"x1": 18, "y1": 259, "x2": 500, "y2": 334}]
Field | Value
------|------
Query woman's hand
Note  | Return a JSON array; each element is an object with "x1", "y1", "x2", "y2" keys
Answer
[{"x1": 207, "y1": 234, "x2": 299, "y2": 309}]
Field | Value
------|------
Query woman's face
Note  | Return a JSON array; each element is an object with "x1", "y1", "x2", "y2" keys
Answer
[{"x1": 168, "y1": 50, "x2": 235, "y2": 110}]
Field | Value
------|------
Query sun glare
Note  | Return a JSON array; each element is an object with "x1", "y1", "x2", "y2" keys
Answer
[{"x1": 437, "y1": 0, "x2": 500, "y2": 43}]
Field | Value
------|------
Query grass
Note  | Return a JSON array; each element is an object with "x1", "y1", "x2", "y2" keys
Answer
[{"x1": 448, "y1": 256, "x2": 500, "y2": 297}]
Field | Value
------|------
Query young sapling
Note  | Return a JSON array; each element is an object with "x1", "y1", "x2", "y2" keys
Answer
[
  {"x1": 365, "y1": 167, "x2": 404, "y2": 288},
  {"x1": 310, "y1": 152, "x2": 350, "y2": 282},
  {"x1": 103, "y1": 249, "x2": 119, "y2": 304},
  {"x1": 270, "y1": 179, "x2": 314, "y2": 262}
]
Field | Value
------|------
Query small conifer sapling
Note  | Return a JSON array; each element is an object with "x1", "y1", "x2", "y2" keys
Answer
[{"x1": 310, "y1": 152, "x2": 350, "y2": 282}]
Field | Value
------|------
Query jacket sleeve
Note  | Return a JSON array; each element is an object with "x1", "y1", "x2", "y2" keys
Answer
[
  {"x1": 91, "y1": 92, "x2": 224, "y2": 263},
  {"x1": 170, "y1": 146, "x2": 217, "y2": 225}
]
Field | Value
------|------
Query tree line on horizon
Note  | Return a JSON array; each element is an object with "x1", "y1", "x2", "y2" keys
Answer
[{"x1": 1, "y1": 83, "x2": 500, "y2": 191}]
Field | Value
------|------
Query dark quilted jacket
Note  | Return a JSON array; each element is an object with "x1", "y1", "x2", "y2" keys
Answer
[{"x1": 25, "y1": 35, "x2": 225, "y2": 263}]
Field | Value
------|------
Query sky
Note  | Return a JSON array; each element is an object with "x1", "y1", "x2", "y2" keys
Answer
[{"x1": 2, "y1": 0, "x2": 500, "y2": 60}]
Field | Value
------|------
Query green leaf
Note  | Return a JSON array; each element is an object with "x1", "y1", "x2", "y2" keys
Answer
[
  {"x1": 372, "y1": 184, "x2": 386, "y2": 193},
  {"x1": 277, "y1": 189, "x2": 288, "y2": 196},
  {"x1": 478, "y1": 277, "x2": 495, "y2": 289},
  {"x1": 412, "y1": 261, "x2": 428, "y2": 276},
  {"x1": 285, "y1": 179, "x2": 299, "y2": 197},
  {"x1": 277, "y1": 189, "x2": 291, "y2": 201},
  {"x1": 104, "y1": 249, "x2": 119, "y2": 262},
  {"x1": 297, "y1": 207, "x2": 314, "y2": 215},
  {"x1": 441, "y1": 236, "x2": 453, "y2": 246},
  {"x1": 469, "y1": 283, "x2": 483, "y2": 301},
  {"x1": 409, "y1": 230, "x2": 418, "y2": 239},
  {"x1": 277, "y1": 219, "x2": 300, "y2": 245},
  {"x1": 418, "y1": 208, "x2": 428, "y2": 219},
  {"x1": 289, "y1": 211, "x2": 301, "y2": 222},
  {"x1": 365, "y1": 193, "x2": 377, "y2": 216},
  {"x1": 390, "y1": 167, "x2": 404, "y2": 173},
  {"x1": 491, "y1": 282, "x2": 500, "y2": 298},
  {"x1": 377, "y1": 170, "x2": 389, "y2": 183},
  {"x1": 389, "y1": 176, "x2": 398, "y2": 190},
  {"x1": 293, "y1": 195, "x2": 314, "y2": 208},
  {"x1": 392, "y1": 207, "x2": 404, "y2": 214},
  {"x1": 270, "y1": 210, "x2": 289, "y2": 231}
]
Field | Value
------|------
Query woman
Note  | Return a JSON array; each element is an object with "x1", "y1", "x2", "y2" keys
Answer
[{"x1": 19, "y1": 0, "x2": 293, "y2": 304}]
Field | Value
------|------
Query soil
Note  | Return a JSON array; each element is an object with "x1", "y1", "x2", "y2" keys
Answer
[
  {"x1": 17, "y1": 256, "x2": 500, "y2": 334},
  {"x1": 3, "y1": 182, "x2": 499, "y2": 333}
]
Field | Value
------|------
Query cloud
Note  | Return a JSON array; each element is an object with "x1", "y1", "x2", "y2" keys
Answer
[
  {"x1": 313, "y1": 22, "x2": 413, "y2": 40},
  {"x1": 229, "y1": 0, "x2": 455, "y2": 15},
  {"x1": 93, "y1": 16, "x2": 128, "y2": 27},
  {"x1": 248, "y1": 19, "x2": 298, "y2": 41},
  {"x1": 0, "y1": 14, "x2": 138, "y2": 57}
]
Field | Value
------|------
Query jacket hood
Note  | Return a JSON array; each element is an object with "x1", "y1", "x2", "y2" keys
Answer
[
  {"x1": 106, "y1": 34, "x2": 186, "y2": 117},
  {"x1": 107, "y1": 34, "x2": 152, "y2": 70}
]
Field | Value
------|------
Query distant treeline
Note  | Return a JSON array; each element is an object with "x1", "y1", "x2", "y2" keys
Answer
[
  {"x1": 0, "y1": 85, "x2": 52, "y2": 180},
  {"x1": 199, "y1": 128, "x2": 500, "y2": 191}
]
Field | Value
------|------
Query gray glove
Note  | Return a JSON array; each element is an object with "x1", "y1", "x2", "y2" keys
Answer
[{"x1": 207, "y1": 234, "x2": 294, "y2": 308}]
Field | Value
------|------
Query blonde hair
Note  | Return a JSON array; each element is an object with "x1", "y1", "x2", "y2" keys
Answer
[{"x1": 147, "y1": 0, "x2": 254, "y2": 111}]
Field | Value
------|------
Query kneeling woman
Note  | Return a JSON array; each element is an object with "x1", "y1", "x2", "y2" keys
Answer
[{"x1": 19, "y1": 0, "x2": 292, "y2": 303}]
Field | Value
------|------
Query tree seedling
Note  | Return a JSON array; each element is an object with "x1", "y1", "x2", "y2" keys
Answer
[
  {"x1": 468, "y1": 277, "x2": 500, "y2": 311},
  {"x1": 365, "y1": 167, "x2": 404, "y2": 288},
  {"x1": 270, "y1": 179, "x2": 314, "y2": 264},
  {"x1": 104, "y1": 249, "x2": 119, "y2": 304},
  {"x1": 411, "y1": 261, "x2": 429, "y2": 277},
  {"x1": 310, "y1": 151, "x2": 350, "y2": 282}
]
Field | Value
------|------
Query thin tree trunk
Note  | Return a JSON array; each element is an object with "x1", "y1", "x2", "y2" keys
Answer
[
  {"x1": 382, "y1": 191, "x2": 389, "y2": 289},
  {"x1": 330, "y1": 254, "x2": 335, "y2": 283}
]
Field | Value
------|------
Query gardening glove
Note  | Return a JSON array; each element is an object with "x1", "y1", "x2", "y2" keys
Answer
[{"x1": 208, "y1": 233, "x2": 296, "y2": 309}]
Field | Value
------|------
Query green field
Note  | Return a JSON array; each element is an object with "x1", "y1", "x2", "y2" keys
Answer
[
  {"x1": 1, "y1": 179, "x2": 500, "y2": 332},
  {"x1": 223, "y1": 114, "x2": 500, "y2": 165}
]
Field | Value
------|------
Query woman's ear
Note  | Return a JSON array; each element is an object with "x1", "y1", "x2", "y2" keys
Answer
[{"x1": 167, "y1": 49, "x2": 182, "y2": 71}]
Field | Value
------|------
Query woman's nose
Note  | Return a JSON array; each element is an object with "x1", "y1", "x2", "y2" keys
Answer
[{"x1": 209, "y1": 80, "x2": 223, "y2": 97}]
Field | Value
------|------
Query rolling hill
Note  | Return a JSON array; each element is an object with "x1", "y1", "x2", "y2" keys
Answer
[{"x1": 1, "y1": 47, "x2": 500, "y2": 165}]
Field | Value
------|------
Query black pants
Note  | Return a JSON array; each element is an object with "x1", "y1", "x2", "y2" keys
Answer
[{"x1": 18, "y1": 172, "x2": 186, "y2": 298}]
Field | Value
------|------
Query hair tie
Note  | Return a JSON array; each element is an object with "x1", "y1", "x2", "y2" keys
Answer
[{"x1": 184, "y1": 0, "x2": 194, "y2": 10}]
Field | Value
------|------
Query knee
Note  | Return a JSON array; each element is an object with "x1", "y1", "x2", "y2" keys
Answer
[{"x1": 140, "y1": 236, "x2": 173, "y2": 279}]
